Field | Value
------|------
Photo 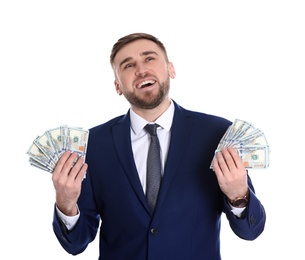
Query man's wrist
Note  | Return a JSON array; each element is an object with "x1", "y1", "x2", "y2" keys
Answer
[
  {"x1": 228, "y1": 188, "x2": 250, "y2": 208},
  {"x1": 56, "y1": 205, "x2": 80, "y2": 230}
]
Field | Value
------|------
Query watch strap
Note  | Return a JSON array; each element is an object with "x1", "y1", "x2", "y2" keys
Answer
[{"x1": 228, "y1": 188, "x2": 250, "y2": 208}]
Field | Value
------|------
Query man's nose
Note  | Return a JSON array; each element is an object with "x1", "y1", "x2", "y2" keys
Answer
[{"x1": 135, "y1": 64, "x2": 148, "y2": 77}]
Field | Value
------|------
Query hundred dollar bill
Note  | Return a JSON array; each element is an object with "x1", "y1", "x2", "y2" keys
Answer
[
  {"x1": 229, "y1": 131, "x2": 265, "y2": 147},
  {"x1": 210, "y1": 119, "x2": 270, "y2": 170},
  {"x1": 29, "y1": 157, "x2": 53, "y2": 173},
  {"x1": 222, "y1": 120, "x2": 259, "y2": 148},
  {"x1": 33, "y1": 134, "x2": 58, "y2": 164},
  {"x1": 211, "y1": 145, "x2": 270, "y2": 169},
  {"x1": 236, "y1": 146, "x2": 270, "y2": 168},
  {"x1": 60, "y1": 125, "x2": 68, "y2": 151},
  {"x1": 226, "y1": 119, "x2": 247, "y2": 141},
  {"x1": 46, "y1": 127, "x2": 64, "y2": 159},
  {"x1": 66, "y1": 126, "x2": 89, "y2": 158},
  {"x1": 27, "y1": 125, "x2": 89, "y2": 174},
  {"x1": 26, "y1": 142, "x2": 55, "y2": 170}
]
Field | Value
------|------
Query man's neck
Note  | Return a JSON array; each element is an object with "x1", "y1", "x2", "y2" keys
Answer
[{"x1": 131, "y1": 98, "x2": 171, "y2": 122}]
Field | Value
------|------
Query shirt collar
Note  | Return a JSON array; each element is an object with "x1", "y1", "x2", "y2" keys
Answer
[{"x1": 130, "y1": 100, "x2": 175, "y2": 135}]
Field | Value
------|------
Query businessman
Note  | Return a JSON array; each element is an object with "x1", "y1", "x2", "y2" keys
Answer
[{"x1": 52, "y1": 32, "x2": 266, "y2": 259}]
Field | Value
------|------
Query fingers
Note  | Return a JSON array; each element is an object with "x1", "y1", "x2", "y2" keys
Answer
[
  {"x1": 212, "y1": 147, "x2": 248, "y2": 198},
  {"x1": 228, "y1": 147, "x2": 244, "y2": 169},
  {"x1": 212, "y1": 147, "x2": 247, "y2": 179},
  {"x1": 213, "y1": 147, "x2": 237, "y2": 173},
  {"x1": 73, "y1": 156, "x2": 88, "y2": 182},
  {"x1": 52, "y1": 150, "x2": 87, "y2": 181},
  {"x1": 51, "y1": 151, "x2": 87, "y2": 216}
]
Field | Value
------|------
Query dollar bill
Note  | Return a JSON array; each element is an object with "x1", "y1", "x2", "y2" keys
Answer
[
  {"x1": 211, "y1": 119, "x2": 270, "y2": 169},
  {"x1": 29, "y1": 157, "x2": 53, "y2": 172},
  {"x1": 26, "y1": 142, "x2": 55, "y2": 170},
  {"x1": 45, "y1": 127, "x2": 65, "y2": 160},
  {"x1": 65, "y1": 126, "x2": 88, "y2": 158},
  {"x1": 235, "y1": 146, "x2": 269, "y2": 168},
  {"x1": 33, "y1": 134, "x2": 58, "y2": 165},
  {"x1": 27, "y1": 125, "x2": 89, "y2": 173},
  {"x1": 60, "y1": 125, "x2": 68, "y2": 150}
]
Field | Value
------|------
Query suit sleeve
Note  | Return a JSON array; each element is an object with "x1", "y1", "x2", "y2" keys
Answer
[
  {"x1": 222, "y1": 175, "x2": 266, "y2": 240},
  {"x1": 52, "y1": 171, "x2": 100, "y2": 255}
]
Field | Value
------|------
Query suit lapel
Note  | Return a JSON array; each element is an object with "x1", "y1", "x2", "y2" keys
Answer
[
  {"x1": 155, "y1": 103, "x2": 194, "y2": 212},
  {"x1": 112, "y1": 112, "x2": 150, "y2": 213},
  {"x1": 111, "y1": 103, "x2": 194, "y2": 216}
]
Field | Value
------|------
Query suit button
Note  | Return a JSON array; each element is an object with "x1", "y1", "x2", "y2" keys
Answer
[
  {"x1": 150, "y1": 228, "x2": 158, "y2": 235},
  {"x1": 250, "y1": 215, "x2": 255, "y2": 225}
]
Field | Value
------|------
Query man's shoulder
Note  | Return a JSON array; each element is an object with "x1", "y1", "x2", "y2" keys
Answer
[
  {"x1": 89, "y1": 113, "x2": 129, "y2": 134},
  {"x1": 173, "y1": 101, "x2": 232, "y2": 127}
]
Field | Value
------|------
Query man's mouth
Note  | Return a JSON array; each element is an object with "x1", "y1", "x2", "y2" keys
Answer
[{"x1": 136, "y1": 80, "x2": 156, "y2": 89}]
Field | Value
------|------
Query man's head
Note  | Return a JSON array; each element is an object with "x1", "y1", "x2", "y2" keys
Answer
[
  {"x1": 110, "y1": 33, "x2": 175, "y2": 113},
  {"x1": 110, "y1": 33, "x2": 169, "y2": 66}
]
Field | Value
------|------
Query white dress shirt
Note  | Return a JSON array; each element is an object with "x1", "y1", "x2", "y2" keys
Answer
[{"x1": 129, "y1": 101, "x2": 174, "y2": 193}]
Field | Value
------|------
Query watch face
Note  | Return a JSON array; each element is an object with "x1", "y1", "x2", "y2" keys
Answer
[{"x1": 233, "y1": 199, "x2": 248, "y2": 208}]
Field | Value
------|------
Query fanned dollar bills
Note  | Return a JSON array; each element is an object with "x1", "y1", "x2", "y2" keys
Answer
[
  {"x1": 26, "y1": 125, "x2": 89, "y2": 173},
  {"x1": 211, "y1": 119, "x2": 270, "y2": 169}
]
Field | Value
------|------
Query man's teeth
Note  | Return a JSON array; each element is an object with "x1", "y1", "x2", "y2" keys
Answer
[{"x1": 139, "y1": 80, "x2": 155, "y2": 88}]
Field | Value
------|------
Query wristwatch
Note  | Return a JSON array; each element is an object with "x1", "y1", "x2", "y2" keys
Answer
[{"x1": 228, "y1": 189, "x2": 250, "y2": 208}]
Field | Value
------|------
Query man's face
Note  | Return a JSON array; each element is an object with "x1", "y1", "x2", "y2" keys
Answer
[{"x1": 112, "y1": 39, "x2": 175, "y2": 110}]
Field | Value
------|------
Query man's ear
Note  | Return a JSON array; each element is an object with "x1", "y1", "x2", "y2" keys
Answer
[
  {"x1": 114, "y1": 80, "x2": 122, "y2": 95},
  {"x1": 168, "y1": 62, "x2": 176, "y2": 79}
]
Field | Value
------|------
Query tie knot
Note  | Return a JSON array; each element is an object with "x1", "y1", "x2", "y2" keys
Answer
[{"x1": 144, "y1": 124, "x2": 158, "y2": 136}]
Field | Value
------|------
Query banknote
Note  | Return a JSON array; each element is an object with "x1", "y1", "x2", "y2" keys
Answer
[
  {"x1": 65, "y1": 126, "x2": 89, "y2": 156},
  {"x1": 33, "y1": 134, "x2": 57, "y2": 165},
  {"x1": 27, "y1": 142, "x2": 56, "y2": 171},
  {"x1": 236, "y1": 146, "x2": 269, "y2": 168},
  {"x1": 27, "y1": 125, "x2": 89, "y2": 173},
  {"x1": 210, "y1": 119, "x2": 270, "y2": 169},
  {"x1": 45, "y1": 126, "x2": 65, "y2": 160}
]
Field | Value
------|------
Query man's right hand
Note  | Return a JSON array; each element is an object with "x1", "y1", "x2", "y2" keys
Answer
[{"x1": 52, "y1": 150, "x2": 88, "y2": 216}]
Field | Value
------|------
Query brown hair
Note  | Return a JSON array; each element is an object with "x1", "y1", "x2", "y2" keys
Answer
[{"x1": 110, "y1": 33, "x2": 169, "y2": 65}]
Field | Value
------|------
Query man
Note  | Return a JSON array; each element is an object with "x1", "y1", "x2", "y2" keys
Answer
[{"x1": 52, "y1": 32, "x2": 266, "y2": 259}]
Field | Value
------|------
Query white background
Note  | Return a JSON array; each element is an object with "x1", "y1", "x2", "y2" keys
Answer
[{"x1": 1, "y1": 1, "x2": 304, "y2": 259}]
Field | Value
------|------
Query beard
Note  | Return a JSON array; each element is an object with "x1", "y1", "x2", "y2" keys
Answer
[{"x1": 123, "y1": 77, "x2": 170, "y2": 110}]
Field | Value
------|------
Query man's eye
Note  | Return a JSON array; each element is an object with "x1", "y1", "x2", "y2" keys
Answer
[
  {"x1": 146, "y1": 57, "x2": 154, "y2": 62},
  {"x1": 124, "y1": 63, "x2": 134, "y2": 69}
]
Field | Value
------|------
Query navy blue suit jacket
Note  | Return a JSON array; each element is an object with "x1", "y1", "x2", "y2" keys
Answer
[{"x1": 53, "y1": 101, "x2": 266, "y2": 259}]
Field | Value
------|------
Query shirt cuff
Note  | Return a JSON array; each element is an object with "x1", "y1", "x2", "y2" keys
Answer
[
  {"x1": 230, "y1": 205, "x2": 246, "y2": 218},
  {"x1": 56, "y1": 205, "x2": 80, "y2": 230}
]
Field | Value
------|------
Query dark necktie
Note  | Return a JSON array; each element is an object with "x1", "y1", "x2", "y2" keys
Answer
[{"x1": 144, "y1": 124, "x2": 162, "y2": 214}]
